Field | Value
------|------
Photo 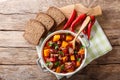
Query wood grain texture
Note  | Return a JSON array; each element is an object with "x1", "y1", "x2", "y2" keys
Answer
[
  {"x1": 0, "y1": 65, "x2": 57, "y2": 80},
  {"x1": 0, "y1": 14, "x2": 36, "y2": 31},
  {"x1": 0, "y1": 0, "x2": 119, "y2": 80},
  {"x1": 91, "y1": 46, "x2": 120, "y2": 64},
  {"x1": 0, "y1": 64, "x2": 119, "y2": 80},
  {"x1": 69, "y1": 64, "x2": 120, "y2": 80},
  {"x1": 0, "y1": 31, "x2": 34, "y2": 47},
  {"x1": 0, "y1": 48, "x2": 37, "y2": 64},
  {"x1": 0, "y1": 46, "x2": 119, "y2": 65},
  {"x1": 0, "y1": 31, "x2": 119, "y2": 48},
  {"x1": 0, "y1": 0, "x2": 120, "y2": 31}
]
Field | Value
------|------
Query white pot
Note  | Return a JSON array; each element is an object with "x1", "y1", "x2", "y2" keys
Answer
[{"x1": 38, "y1": 30, "x2": 87, "y2": 76}]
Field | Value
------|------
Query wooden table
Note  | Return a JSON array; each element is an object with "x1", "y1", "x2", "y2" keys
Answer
[{"x1": 0, "y1": 0, "x2": 120, "y2": 80}]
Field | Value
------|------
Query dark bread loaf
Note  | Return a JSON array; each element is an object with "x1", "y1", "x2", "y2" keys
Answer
[
  {"x1": 47, "y1": 7, "x2": 66, "y2": 27},
  {"x1": 36, "y1": 12, "x2": 54, "y2": 31},
  {"x1": 23, "y1": 19, "x2": 45, "y2": 45}
]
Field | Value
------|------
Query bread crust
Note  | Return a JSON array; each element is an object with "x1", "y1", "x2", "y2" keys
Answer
[
  {"x1": 47, "y1": 6, "x2": 66, "y2": 27},
  {"x1": 23, "y1": 19, "x2": 45, "y2": 45},
  {"x1": 36, "y1": 12, "x2": 54, "y2": 31}
]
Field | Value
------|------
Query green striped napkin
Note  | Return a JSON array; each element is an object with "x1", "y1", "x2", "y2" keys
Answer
[{"x1": 36, "y1": 21, "x2": 112, "y2": 79}]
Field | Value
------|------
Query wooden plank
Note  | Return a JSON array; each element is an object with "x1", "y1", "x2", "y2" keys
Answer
[
  {"x1": 0, "y1": 0, "x2": 120, "y2": 31},
  {"x1": 0, "y1": 64, "x2": 119, "y2": 80},
  {"x1": 0, "y1": 48, "x2": 37, "y2": 64},
  {"x1": 0, "y1": 31, "x2": 119, "y2": 48},
  {"x1": 0, "y1": 14, "x2": 119, "y2": 31},
  {"x1": 0, "y1": 0, "x2": 89, "y2": 14},
  {"x1": 0, "y1": 14, "x2": 36, "y2": 31},
  {"x1": 0, "y1": 0, "x2": 119, "y2": 80},
  {"x1": 91, "y1": 46, "x2": 120, "y2": 64},
  {"x1": 0, "y1": 65, "x2": 57, "y2": 80},
  {"x1": 0, "y1": 0, "x2": 119, "y2": 14},
  {"x1": 0, "y1": 0, "x2": 42, "y2": 14},
  {"x1": 0, "y1": 31, "x2": 34, "y2": 47},
  {"x1": 0, "y1": 46, "x2": 119, "y2": 65},
  {"x1": 69, "y1": 64, "x2": 120, "y2": 80}
]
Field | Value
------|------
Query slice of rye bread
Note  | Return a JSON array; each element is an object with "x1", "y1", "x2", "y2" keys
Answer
[
  {"x1": 23, "y1": 19, "x2": 45, "y2": 45},
  {"x1": 47, "y1": 6, "x2": 66, "y2": 27},
  {"x1": 36, "y1": 12, "x2": 54, "y2": 31}
]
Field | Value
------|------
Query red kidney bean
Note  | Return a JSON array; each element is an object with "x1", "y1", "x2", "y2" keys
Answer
[
  {"x1": 50, "y1": 49, "x2": 57, "y2": 54},
  {"x1": 57, "y1": 41, "x2": 61, "y2": 46},
  {"x1": 60, "y1": 34, "x2": 66, "y2": 40},
  {"x1": 65, "y1": 62, "x2": 74, "y2": 71},
  {"x1": 71, "y1": 61, "x2": 76, "y2": 66}
]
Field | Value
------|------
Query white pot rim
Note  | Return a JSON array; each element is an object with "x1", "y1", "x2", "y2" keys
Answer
[{"x1": 39, "y1": 30, "x2": 87, "y2": 76}]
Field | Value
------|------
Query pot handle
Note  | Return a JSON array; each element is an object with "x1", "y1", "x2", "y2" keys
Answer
[
  {"x1": 80, "y1": 33, "x2": 90, "y2": 48},
  {"x1": 36, "y1": 58, "x2": 48, "y2": 72}
]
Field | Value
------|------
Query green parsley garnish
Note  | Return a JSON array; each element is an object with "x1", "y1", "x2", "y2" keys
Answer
[
  {"x1": 55, "y1": 61, "x2": 60, "y2": 67},
  {"x1": 58, "y1": 51, "x2": 64, "y2": 55},
  {"x1": 77, "y1": 58, "x2": 81, "y2": 62},
  {"x1": 54, "y1": 43, "x2": 59, "y2": 49},
  {"x1": 74, "y1": 50, "x2": 78, "y2": 54},
  {"x1": 61, "y1": 64, "x2": 65, "y2": 70},
  {"x1": 48, "y1": 41, "x2": 53, "y2": 47},
  {"x1": 46, "y1": 61, "x2": 51, "y2": 66}
]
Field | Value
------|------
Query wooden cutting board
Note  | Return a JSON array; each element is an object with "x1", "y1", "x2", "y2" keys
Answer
[
  {"x1": 60, "y1": 4, "x2": 102, "y2": 18},
  {"x1": 56, "y1": 4, "x2": 101, "y2": 30}
]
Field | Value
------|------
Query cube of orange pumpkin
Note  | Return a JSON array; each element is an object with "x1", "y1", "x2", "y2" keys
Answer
[
  {"x1": 53, "y1": 35, "x2": 60, "y2": 42},
  {"x1": 66, "y1": 35, "x2": 73, "y2": 41},
  {"x1": 78, "y1": 48, "x2": 85, "y2": 55},
  {"x1": 56, "y1": 66, "x2": 61, "y2": 73},
  {"x1": 70, "y1": 55, "x2": 75, "y2": 60},
  {"x1": 44, "y1": 49, "x2": 50, "y2": 57},
  {"x1": 61, "y1": 41, "x2": 68, "y2": 48},
  {"x1": 76, "y1": 61, "x2": 80, "y2": 67}
]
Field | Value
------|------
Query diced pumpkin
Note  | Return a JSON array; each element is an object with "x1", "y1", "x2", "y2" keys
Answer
[
  {"x1": 70, "y1": 55, "x2": 75, "y2": 61},
  {"x1": 53, "y1": 35, "x2": 60, "y2": 42},
  {"x1": 76, "y1": 61, "x2": 80, "y2": 67},
  {"x1": 56, "y1": 66, "x2": 61, "y2": 73},
  {"x1": 62, "y1": 56, "x2": 67, "y2": 62},
  {"x1": 44, "y1": 49, "x2": 50, "y2": 57},
  {"x1": 66, "y1": 35, "x2": 73, "y2": 41},
  {"x1": 67, "y1": 68, "x2": 74, "y2": 72},
  {"x1": 78, "y1": 48, "x2": 85, "y2": 55},
  {"x1": 61, "y1": 41, "x2": 68, "y2": 48}
]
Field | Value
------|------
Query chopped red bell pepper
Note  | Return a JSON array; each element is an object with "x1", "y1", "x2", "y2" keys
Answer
[
  {"x1": 49, "y1": 58, "x2": 56, "y2": 62},
  {"x1": 87, "y1": 16, "x2": 95, "y2": 40},
  {"x1": 62, "y1": 49, "x2": 68, "y2": 54},
  {"x1": 70, "y1": 14, "x2": 86, "y2": 32},
  {"x1": 63, "y1": 9, "x2": 77, "y2": 30}
]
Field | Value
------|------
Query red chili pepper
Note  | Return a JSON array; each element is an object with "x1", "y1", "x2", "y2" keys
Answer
[
  {"x1": 87, "y1": 16, "x2": 95, "y2": 40},
  {"x1": 70, "y1": 14, "x2": 86, "y2": 32},
  {"x1": 63, "y1": 9, "x2": 76, "y2": 30}
]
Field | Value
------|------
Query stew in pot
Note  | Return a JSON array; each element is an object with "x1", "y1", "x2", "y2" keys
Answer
[{"x1": 43, "y1": 33, "x2": 85, "y2": 73}]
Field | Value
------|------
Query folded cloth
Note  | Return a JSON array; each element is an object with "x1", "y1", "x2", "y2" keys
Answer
[{"x1": 36, "y1": 20, "x2": 112, "y2": 80}]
